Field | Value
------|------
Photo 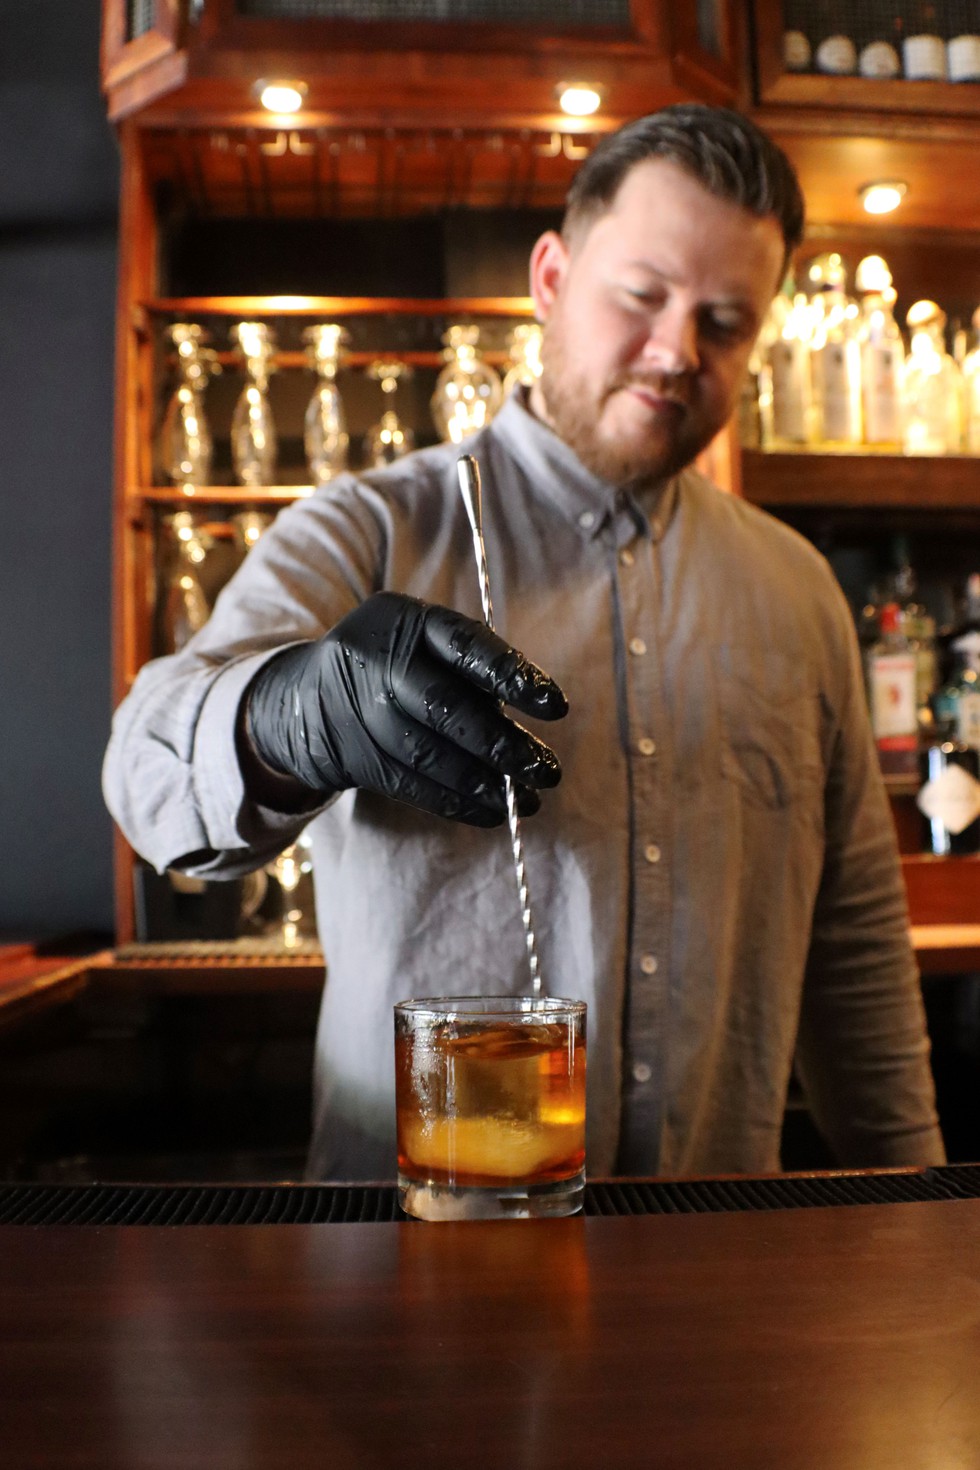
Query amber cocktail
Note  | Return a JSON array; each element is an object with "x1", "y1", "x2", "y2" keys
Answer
[{"x1": 394, "y1": 996, "x2": 586, "y2": 1221}]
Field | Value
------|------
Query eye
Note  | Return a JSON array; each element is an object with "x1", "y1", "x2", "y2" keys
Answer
[
  {"x1": 701, "y1": 309, "x2": 751, "y2": 344},
  {"x1": 621, "y1": 284, "x2": 665, "y2": 309}
]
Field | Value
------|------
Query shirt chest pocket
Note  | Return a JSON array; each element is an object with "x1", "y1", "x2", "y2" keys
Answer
[{"x1": 714, "y1": 645, "x2": 825, "y2": 810}]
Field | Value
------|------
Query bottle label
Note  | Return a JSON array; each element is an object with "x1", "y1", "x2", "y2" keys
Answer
[
  {"x1": 904, "y1": 35, "x2": 947, "y2": 79},
  {"x1": 815, "y1": 342, "x2": 861, "y2": 442},
  {"x1": 958, "y1": 690, "x2": 980, "y2": 749},
  {"x1": 870, "y1": 653, "x2": 918, "y2": 742},
  {"x1": 783, "y1": 29, "x2": 811, "y2": 71},
  {"x1": 769, "y1": 338, "x2": 810, "y2": 442},
  {"x1": 860, "y1": 41, "x2": 900, "y2": 78},
  {"x1": 863, "y1": 344, "x2": 903, "y2": 443},
  {"x1": 948, "y1": 35, "x2": 980, "y2": 82},
  {"x1": 917, "y1": 764, "x2": 980, "y2": 835}
]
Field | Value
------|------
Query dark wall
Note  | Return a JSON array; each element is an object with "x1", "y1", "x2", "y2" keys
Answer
[{"x1": 0, "y1": 3, "x2": 119, "y2": 937}]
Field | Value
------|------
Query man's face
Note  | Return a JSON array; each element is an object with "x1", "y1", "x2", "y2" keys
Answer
[{"x1": 528, "y1": 157, "x2": 785, "y2": 487}]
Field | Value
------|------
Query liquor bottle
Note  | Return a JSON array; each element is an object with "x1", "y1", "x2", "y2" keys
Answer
[
  {"x1": 963, "y1": 307, "x2": 980, "y2": 453},
  {"x1": 934, "y1": 578, "x2": 980, "y2": 750},
  {"x1": 903, "y1": 1, "x2": 947, "y2": 78},
  {"x1": 766, "y1": 287, "x2": 816, "y2": 445},
  {"x1": 867, "y1": 601, "x2": 920, "y2": 778},
  {"x1": 947, "y1": 0, "x2": 980, "y2": 80},
  {"x1": 917, "y1": 737, "x2": 980, "y2": 855},
  {"x1": 883, "y1": 536, "x2": 938, "y2": 726},
  {"x1": 858, "y1": 4, "x2": 902, "y2": 76},
  {"x1": 808, "y1": 253, "x2": 862, "y2": 446},
  {"x1": 855, "y1": 255, "x2": 904, "y2": 447},
  {"x1": 903, "y1": 301, "x2": 963, "y2": 455},
  {"x1": 782, "y1": 0, "x2": 813, "y2": 71},
  {"x1": 812, "y1": 0, "x2": 858, "y2": 74}
]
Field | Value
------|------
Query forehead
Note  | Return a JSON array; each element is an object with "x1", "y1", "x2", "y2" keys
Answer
[{"x1": 579, "y1": 157, "x2": 785, "y2": 297}]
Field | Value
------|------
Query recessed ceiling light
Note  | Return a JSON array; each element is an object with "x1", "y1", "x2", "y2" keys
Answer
[
  {"x1": 255, "y1": 80, "x2": 308, "y2": 114},
  {"x1": 557, "y1": 83, "x2": 602, "y2": 118},
  {"x1": 859, "y1": 181, "x2": 907, "y2": 215}
]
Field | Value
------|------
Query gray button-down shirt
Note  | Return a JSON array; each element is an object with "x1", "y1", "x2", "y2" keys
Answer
[{"x1": 103, "y1": 390, "x2": 945, "y2": 1180}]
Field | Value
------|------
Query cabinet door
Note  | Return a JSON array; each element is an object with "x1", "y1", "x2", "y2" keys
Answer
[
  {"x1": 102, "y1": 1, "x2": 186, "y2": 111},
  {"x1": 670, "y1": 0, "x2": 745, "y2": 103}
]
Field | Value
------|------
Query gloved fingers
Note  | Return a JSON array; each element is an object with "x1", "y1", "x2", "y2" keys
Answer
[
  {"x1": 347, "y1": 712, "x2": 510, "y2": 827},
  {"x1": 387, "y1": 655, "x2": 561, "y2": 790},
  {"x1": 421, "y1": 606, "x2": 568, "y2": 722},
  {"x1": 513, "y1": 783, "x2": 542, "y2": 818}
]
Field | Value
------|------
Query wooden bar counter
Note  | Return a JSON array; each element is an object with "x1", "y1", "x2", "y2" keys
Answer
[{"x1": 3, "y1": 1187, "x2": 980, "y2": 1468}]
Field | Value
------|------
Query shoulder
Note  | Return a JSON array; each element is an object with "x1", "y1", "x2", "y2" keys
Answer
[
  {"x1": 676, "y1": 465, "x2": 856, "y2": 661},
  {"x1": 679, "y1": 464, "x2": 840, "y2": 590}
]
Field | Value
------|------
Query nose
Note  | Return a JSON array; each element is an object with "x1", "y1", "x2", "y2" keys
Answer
[{"x1": 639, "y1": 302, "x2": 699, "y2": 376}]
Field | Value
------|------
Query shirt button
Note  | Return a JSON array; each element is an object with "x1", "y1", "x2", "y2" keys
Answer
[
  {"x1": 640, "y1": 954, "x2": 658, "y2": 975},
  {"x1": 578, "y1": 510, "x2": 596, "y2": 529},
  {"x1": 629, "y1": 637, "x2": 647, "y2": 657},
  {"x1": 619, "y1": 548, "x2": 634, "y2": 567},
  {"x1": 632, "y1": 1062, "x2": 652, "y2": 1084},
  {"x1": 644, "y1": 842, "x2": 661, "y2": 864},
  {"x1": 637, "y1": 737, "x2": 656, "y2": 756}
]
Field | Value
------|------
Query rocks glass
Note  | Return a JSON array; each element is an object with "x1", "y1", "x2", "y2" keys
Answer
[{"x1": 394, "y1": 996, "x2": 586, "y2": 1221}]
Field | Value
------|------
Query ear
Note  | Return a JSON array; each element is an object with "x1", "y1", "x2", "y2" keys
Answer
[{"x1": 529, "y1": 230, "x2": 569, "y2": 322}]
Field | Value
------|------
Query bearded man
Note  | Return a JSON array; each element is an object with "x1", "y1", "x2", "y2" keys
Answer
[{"x1": 104, "y1": 105, "x2": 945, "y2": 1181}]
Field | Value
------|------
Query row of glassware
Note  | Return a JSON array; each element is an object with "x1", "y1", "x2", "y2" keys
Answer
[
  {"x1": 160, "y1": 319, "x2": 542, "y2": 488},
  {"x1": 742, "y1": 252, "x2": 980, "y2": 456}
]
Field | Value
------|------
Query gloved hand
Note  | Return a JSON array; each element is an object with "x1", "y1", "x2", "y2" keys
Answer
[{"x1": 243, "y1": 592, "x2": 568, "y2": 828}]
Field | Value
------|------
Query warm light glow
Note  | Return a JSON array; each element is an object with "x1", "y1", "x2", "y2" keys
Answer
[
  {"x1": 859, "y1": 181, "x2": 907, "y2": 215},
  {"x1": 256, "y1": 81, "x2": 307, "y2": 114},
  {"x1": 558, "y1": 84, "x2": 602, "y2": 117}
]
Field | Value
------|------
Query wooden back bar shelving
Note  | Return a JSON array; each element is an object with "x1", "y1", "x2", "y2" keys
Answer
[{"x1": 99, "y1": 1, "x2": 980, "y2": 962}]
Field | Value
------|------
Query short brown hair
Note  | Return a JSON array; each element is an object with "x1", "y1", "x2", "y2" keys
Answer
[{"x1": 564, "y1": 104, "x2": 805, "y2": 269}]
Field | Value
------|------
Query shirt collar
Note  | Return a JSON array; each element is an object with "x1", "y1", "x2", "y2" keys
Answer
[{"x1": 488, "y1": 387, "x2": 679, "y2": 545}]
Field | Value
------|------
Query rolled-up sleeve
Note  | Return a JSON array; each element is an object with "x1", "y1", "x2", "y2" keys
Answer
[{"x1": 102, "y1": 477, "x2": 386, "y2": 877}]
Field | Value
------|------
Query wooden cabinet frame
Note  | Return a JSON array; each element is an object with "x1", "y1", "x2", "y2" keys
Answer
[{"x1": 753, "y1": 0, "x2": 980, "y2": 117}]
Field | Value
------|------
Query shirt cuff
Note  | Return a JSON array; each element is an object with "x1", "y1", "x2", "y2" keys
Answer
[{"x1": 191, "y1": 647, "x2": 331, "y2": 852}]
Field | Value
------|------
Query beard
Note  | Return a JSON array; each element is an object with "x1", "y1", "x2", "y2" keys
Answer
[{"x1": 536, "y1": 314, "x2": 719, "y2": 490}]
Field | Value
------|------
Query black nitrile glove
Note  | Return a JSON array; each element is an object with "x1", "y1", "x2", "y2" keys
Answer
[{"x1": 244, "y1": 592, "x2": 568, "y2": 828}]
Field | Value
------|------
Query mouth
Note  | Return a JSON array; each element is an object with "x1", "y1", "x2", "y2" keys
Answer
[{"x1": 620, "y1": 383, "x2": 686, "y2": 416}]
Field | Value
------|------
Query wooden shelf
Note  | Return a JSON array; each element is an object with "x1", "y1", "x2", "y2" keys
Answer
[
  {"x1": 741, "y1": 449, "x2": 980, "y2": 510},
  {"x1": 140, "y1": 486, "x2": 312, "y2": 504},
  {"x1": 901, "y1": 853, "x2": 980, "y2": 929},
  {"x1": 144, "y1": 295, "x2": 535, "y2": 318}
]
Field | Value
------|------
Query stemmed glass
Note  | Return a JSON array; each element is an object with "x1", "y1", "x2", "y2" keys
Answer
[
  {"x1": 229, "y1": 321, "x2": 278, "y2": 486},
  {"x1": 502, "y1": 322, "x2": 543, "y2": 396},
  {"x1": 364, "y1": 360, "x2": 415, "y2": 466},
  {"x1": 160, "y1": 324, "x2": 218, "y2": 487},
  {"x1": 159, "y1": 509, "x2": 211, "y2": 653},
  {"x1": 302, "y1": 323, "x2": 350, "y2": 484},
  {"x1": 265, "y1": 830, "x2": 315, "y2": 950},
  {"x1": 431, "y1": 324, "x2": 503, "y2": 444},
  {"x1": 230, "y1": 509, "x2": 273, "y2": 555}
]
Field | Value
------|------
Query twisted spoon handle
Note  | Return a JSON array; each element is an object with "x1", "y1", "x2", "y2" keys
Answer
[{"x1": 457, "y1": 453, "x2": 543, "y2": 1000}]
